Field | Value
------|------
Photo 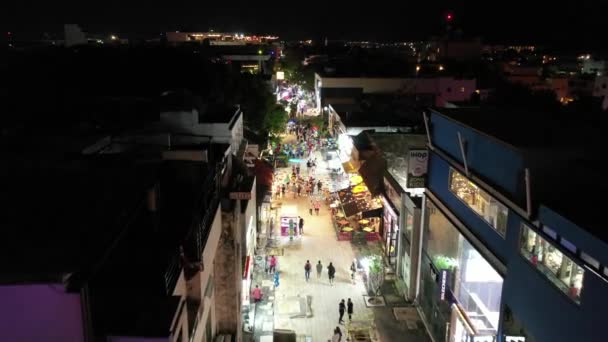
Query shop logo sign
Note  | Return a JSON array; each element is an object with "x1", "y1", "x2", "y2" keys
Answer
[
  {"x1": 407, "y1": 149, "x2": 428, "y2": 188},
  {"x1": 439, "y1": 269, "x2": 449, "y2": 301}
]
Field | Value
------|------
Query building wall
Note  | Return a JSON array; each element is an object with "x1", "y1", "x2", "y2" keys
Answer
[
  {"x1": 65, "y1": 24, "x2": 87, "y2": 46},
  {"x1": 426, "y1": 110, "x2": 608, "y2": 342},
  {"x1": 435, "y1": 78, "x2": 477, "y2": 107},
  {"x1": 214, "y1": 208, "x2": 242, "y2": 339},
  {"x1": 316, "y1": 74, "x2": 475, "y2": 109},
  {"x1": 171, "y1": 271, "x2": 189, "y2": 342},
  {"x1": 592, "y1": 76, "x2": 608, "y2": 97},
  {"x1": 0, "y1": 284, "x2": 84, "y2": 342},
  {"x1": 427, "y1": 153, "x2": 514, "y2": 264},
  {"x1": 429, "y1": 111, "x2": 525, "y2": 200},
  {"x1": 192, "y1": 207, "x2": 222, "y2": 342}
]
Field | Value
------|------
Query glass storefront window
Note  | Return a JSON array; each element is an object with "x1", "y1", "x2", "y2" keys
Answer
[
  {"x1": 520, "y1": 224, "x2": 584, "y2": 303},
  {"x1": 449, "y1": 168, "x2": 508, "y2": 237},
  {"x1": 422, "y1": 200, "x2": 503, "y2": 342}
]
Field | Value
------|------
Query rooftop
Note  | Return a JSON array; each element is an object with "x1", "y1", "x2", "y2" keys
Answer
[
  {"x1": 433, "y1": 107, "x2": 605, "y2": 149},
  {"x1": 199, "y1": 104, "x2": 241, "y2": 128},
  {"x1": 333, "y1": 96, "x2": 425, "y2": 129}
]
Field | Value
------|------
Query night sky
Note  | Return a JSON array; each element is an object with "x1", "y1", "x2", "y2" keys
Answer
[{"x1": 7, "y1": 0, "x2": 608, "y2": 50}]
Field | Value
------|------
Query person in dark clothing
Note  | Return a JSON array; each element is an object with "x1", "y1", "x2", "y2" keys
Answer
[
  {"x1": 328, "y1": 262, "x2": 336, "y2": 285},
  {"x1": 347, "y1": 298, "x2": 354, "y2": 320},
  {"x1": 299, "y1": 217, "x2": 304, "y2": 234},
  {"x1": 338, "y1": 299, "x2": 346, "y2": 324},
  {"x1": 304, "y1": 260, "x2": 312, "y2": 281}
]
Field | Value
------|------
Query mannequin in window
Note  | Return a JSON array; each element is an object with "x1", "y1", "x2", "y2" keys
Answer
[
  {"x1": 531, "y1": 245, "x2": 538, "y2": 266},
  {"x1": 568, "y1": 280, "x2": 579, "y2": 299}
]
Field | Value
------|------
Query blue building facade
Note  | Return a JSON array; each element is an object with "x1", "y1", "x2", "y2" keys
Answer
[{"x1": 418, "y1": 109, "x2": 608, "y2": 342}]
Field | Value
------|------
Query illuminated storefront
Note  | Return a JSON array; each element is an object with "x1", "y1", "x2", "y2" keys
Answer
[
  {"x1": 520, "y1": 224, "x2": 584, "y2": 303},
  {"x1": 449, "y1": 168, "x2": 508, "y2": 237},
  {"x1": 419, "y1": 199, "x2": 503, "y2": 342}
]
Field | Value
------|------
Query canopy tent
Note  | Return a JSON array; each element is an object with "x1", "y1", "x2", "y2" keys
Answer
[
  {"x1": 336, "y1": 185, "x2": 383, "y2": 218},
  {"x1": 342, "y1": 160, "x2": 361, "y2": 173}
]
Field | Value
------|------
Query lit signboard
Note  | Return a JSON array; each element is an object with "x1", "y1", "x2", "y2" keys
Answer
[
  {"x1": 505, "y1": 336, "x2": 526, "y2": 342},
  {"x1": 407, "y1": 149, "x2": 428, "y2": 188},
  {"x1": 439, "y1": 269, "x2": 449, "y2": 301},
  {"x1": 276, "y1": 71, "x2": 285, "y2": 80}
]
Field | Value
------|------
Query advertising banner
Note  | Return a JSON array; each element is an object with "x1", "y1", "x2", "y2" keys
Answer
[{"x1": 407, "y1": 149, "x2": 428, "y2": 188}]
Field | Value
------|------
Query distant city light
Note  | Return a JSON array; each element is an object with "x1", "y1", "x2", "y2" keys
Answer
[
  {"x1": 447, "y1": 13, "x2": 453, "y2": 21},
  {"x1": 258, "y1": 49, "x2": 263, "y2": 55},
  {"x1": 110, "y1": 35, "x2": 117, "y2": 40},
  {"x1": 438, "y1": 65, "x2": 444, "y2": 71},
  {"x1": 416, "y1": 65, "x2": 421, "y2": 72}
]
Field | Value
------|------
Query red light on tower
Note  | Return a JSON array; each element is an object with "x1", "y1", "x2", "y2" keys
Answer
[{"x1": 446, "y1": 13, "x2": 453, "y2": 21}]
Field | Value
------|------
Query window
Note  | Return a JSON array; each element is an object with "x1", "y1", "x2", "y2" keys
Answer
[
  {"x1": 542, "y1": 226, "x2": 557, "y2": 239},
  {"x1": 560, "y1": 238, "x2": 577, "y2": 254},
  {"x1": 520, "y1": 224, "x2": 584, "y2": 303},
  {"x1": 460, "y1": 87, "x2": 465, "y2": 93},
  {"x1": 449, "y1": 168, "x2": 508, "y2": 236},
  {"x1": 581, "y1": 252, "x2": 600, "y2": 270}
]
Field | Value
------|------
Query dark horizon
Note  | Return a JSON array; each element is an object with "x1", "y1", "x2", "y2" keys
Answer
[{"x1": 6, "y1": 0, "x2": 608, "y2": 50}]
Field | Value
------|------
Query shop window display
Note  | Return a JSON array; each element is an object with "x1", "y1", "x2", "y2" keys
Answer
[
  {"x1": 421, "y1": 200, "x2": 503, "y2": 342},
  {"x1": 520, "y1": 224, "x2": 584, "y2": 303},
  {"x1": 449, "y1": 169, "x2": 508, "y2": 237}
]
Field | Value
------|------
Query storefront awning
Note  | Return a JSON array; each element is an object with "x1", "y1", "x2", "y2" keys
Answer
[{"x1": 342, "y1": 160, "x2": 360, "y2": 173}]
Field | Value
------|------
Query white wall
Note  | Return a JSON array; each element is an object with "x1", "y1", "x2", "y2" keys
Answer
[
  {"x1": 316, "y1": 74, "x2": 476, "y2": 108},
  {"x1": 171, "y1": 270, "x2": 189, "y2": 342},
  {"x1": 244, "y1": 178, "x2": 258, "y2": 257},
  {"x1": 192, "y1": 207, "x2": 222, "y2": 342}
]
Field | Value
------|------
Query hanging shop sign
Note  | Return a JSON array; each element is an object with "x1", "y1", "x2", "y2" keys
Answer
[{"x1": 407, "y1": 149, "x2": 428, "y2": 188}]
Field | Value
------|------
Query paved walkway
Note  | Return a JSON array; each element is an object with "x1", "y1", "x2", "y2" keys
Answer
[{"x1": 252, "y1": 133, "x2": 430, "y2": 342}]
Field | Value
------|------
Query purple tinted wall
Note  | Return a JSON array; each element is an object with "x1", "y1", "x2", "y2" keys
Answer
[
  {"x1": 109, "y1": 337, "x2": 169, "y2": 342},
  {"x1": 0, "y1": 284, "x2": 84, "y2": 342}
]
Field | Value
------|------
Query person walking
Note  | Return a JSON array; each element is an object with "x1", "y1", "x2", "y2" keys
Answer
[
  {"x1": 347, "y1": 298, "x2": 354, "y2": 320},
  {"x1": 338, "y1": 299, "x2": 346, "y2": 324},
  {"x1": 314, "y1": 200, "x2": 320, "y2": 216},
  {"x1": 299, "y1": 216, "x2": 304, "y2": 235},
  {"x1": 297, "y1": 184, "x2": 302, "y2": 197},
  {"x1": 317, "y1": 180, "x2": 323, "y2": 193},
  {"x1": 316, "y1": 260, "x2": 323, "y2": 278},
  {"x1": 328, "y1": 262, "x2": 336, "y2": 285},
  {"x1": 350, "y1": 259, "x2": 357, "y2": 283},
  {"x1": 309, "y1": 200, "x2": 314, "y2": 216},
  {"x1": 269, "y1": 255, "x2": 277, "y2": 274},
  {"x1": 281, "y1": 184, "x2": 286, "y2": 198},
  {"x1": 252, "y1": 285, "x2": 263, "y2": 303},
  {"x1": 304, "y1": 260, "x2": 312, "y2": 282}
]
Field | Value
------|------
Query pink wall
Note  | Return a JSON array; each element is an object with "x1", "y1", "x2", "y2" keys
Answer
[{"x1": 0, "y1": 284, "x2": 84, "y2": 342}]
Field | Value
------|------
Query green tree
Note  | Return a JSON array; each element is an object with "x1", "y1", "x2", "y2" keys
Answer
[{"x1": 264, "y1": 103, "x2": 289, "y2": 135}]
